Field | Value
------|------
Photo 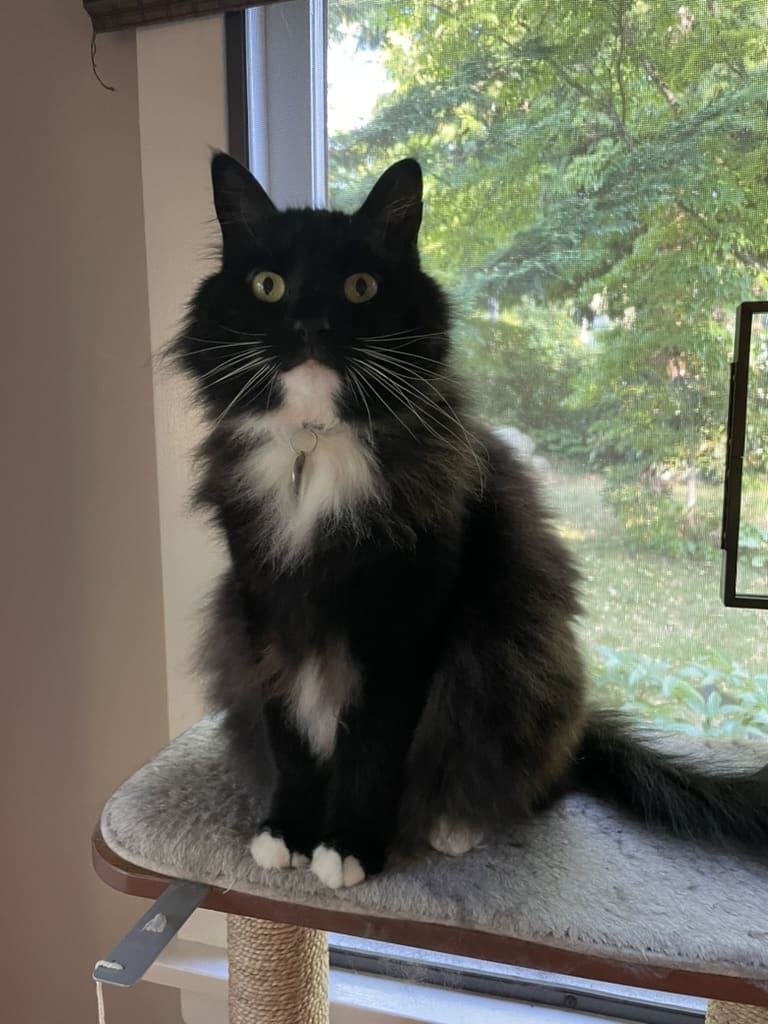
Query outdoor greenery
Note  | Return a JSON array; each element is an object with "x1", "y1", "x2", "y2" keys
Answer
[
  {"x1": 550, "y1": 468, "x2": 768, "y2": 737},
  {"x1": 329, "y1": 0, "x2": 767, "y2": 527},
  {"x1": 327, "y1": 0, "x2": 768, "y2": 735},
  {"x1": 592, "y1": 647, "x2": 768, "y2": 738}
]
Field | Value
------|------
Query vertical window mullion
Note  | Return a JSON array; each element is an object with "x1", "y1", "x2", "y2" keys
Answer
[
  {"x1": 245, "y1": 6, "x2": 269, "y2": 184},
  {"x1": 245, "y1": 0, "x2": 328, "y2": 208},
  {"x1": 225, "y1": 11, "x2": 250, "y2": 167}
]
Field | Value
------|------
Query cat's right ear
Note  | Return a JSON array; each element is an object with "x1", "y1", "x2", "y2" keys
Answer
[
  {"x1": 211, "y1": 152, "x2": 277, "y2": 248},
  {"x1": 355, "y1": 159, "x2": 423, "y2": 253}
]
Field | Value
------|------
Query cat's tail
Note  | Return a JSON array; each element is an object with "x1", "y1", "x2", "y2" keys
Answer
[{"x1": 571, "y1": 709, "x2": 768, "y2": 848}]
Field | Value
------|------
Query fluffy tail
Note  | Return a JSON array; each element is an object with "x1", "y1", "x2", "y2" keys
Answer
[{"x1": 571, "y1": 709, "x2": 768, "y2": 848}]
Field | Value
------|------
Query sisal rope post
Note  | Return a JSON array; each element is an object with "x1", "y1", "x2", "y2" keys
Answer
[
  {"x1": 706, "y1": 1002, "x2": 768, "y2": 1023},
  {"x1": 227, "y1": 916, "x2": 329, "y2": 1024}
]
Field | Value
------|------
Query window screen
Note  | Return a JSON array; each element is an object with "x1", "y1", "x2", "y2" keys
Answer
[{"x1": 327, "y1": 0, "x2": 768, "y2": 741}]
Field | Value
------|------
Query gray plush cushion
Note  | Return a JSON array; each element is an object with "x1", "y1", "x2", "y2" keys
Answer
[{"x1": 101, "y1": 716, "x2": 768, "y2": 980}]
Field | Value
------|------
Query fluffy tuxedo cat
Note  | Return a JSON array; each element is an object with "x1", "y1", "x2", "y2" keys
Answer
[{"x1": 171, "y1": 153, "x2": 768, "y2": 889}]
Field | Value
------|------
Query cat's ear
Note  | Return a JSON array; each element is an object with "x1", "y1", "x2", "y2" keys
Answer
[
  {"x1": 210, "y1": 152, "x2": 277, "y2": 247},
  {"x1": 355, "y1": 159, "x2": 423, "y2": 251}
]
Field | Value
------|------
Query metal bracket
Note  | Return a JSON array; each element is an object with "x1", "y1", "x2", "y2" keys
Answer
[
  {"x1": 93, "y1": 880, "x2": 209, "y2": 988},
  {"x1": 721, "y1": 300, "x2": 768, "y2": 608}
]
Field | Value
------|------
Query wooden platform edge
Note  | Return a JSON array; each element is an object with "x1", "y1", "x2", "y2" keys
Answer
[{"x1": 92, "y1": 827, "x2": 768, "y2": 1009}]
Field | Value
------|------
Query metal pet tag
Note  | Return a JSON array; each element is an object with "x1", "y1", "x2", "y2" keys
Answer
[
  {"x1": 289, "y1": 427, "x2": 319, "y2": 498},
  {"x1": 292, "y1": 450, "x2": 307, "y2": 496}
]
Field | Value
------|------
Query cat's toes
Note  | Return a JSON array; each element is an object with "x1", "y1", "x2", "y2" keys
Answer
[
  {"x1": 341, "y1": 854, "x2": 367, "y2": 887},
  {"x1": 428, "y1": 816, "x2": 484, "y2": 857},
  {"x1": 290, "y1": 851, "x2": 310, "y2": 868},
  {"x1": 249, "y1": 830, "x2": 292, "y2": 870},
  {"x1": 310, "y1": 844, "x2": 366, "y2": 889}
]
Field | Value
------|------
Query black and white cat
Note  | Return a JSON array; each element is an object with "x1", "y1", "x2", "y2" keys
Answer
[{"x1": 172, "y1": 153, "x2": 768, "y2": 889}]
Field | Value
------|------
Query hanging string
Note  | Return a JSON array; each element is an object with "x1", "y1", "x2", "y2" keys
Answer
[
  {"x1": 93, "y1": 960, "x2": 123, "y2": 1024},
  {"x1": 96, "y1": 980, "x2": 106, "y2": 1024},
  {"x1": 90, "y1": 31, "x2": 116, "y2": 92}
]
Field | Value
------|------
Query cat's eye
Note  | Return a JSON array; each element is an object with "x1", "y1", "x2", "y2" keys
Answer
[
  {"x1": 344, "y1": 273, "x2": 378, "y2": 304},
  {"x1": 250, "y1": 270, "x2": 286, "y2": 303}
]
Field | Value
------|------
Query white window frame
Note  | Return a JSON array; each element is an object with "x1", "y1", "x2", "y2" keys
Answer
[{"x1": 245, "y1": 1, "x2": 327, "y2": 207}]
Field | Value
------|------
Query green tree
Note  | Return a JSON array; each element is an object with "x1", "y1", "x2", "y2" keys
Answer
[{"x1": 329, "y1": 0, "x2": 768, "y2": 551}]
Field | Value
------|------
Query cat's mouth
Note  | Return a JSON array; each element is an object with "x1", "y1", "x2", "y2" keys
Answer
[
  {"x1": 281, "y1": 349, "x2": 340, "y2": 375},
  {"x1": 285, "y1": 352, "x2": 329, "y2": 369},
  {"x1": 277, "y1": 360, "x2": 342, "y2": 430},
  {"x1": 283, "y1": 358, "x2": 333, "y2": 379}
]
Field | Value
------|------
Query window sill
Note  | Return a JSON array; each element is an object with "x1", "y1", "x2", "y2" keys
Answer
[{"x1": 144, "y1": 938, "x2": 627, "y2": 1024}]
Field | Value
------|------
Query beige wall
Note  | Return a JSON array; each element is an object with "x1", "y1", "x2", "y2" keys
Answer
[
  {"x1": 137, "y1": 17, "x2": 228, "y2": 742},
  {"x1": 1, "y1": 3, "x2": 180, "y2": 1021},
  {"x1": 137, "y1": 16, "x2": 230, "y2": 952}
]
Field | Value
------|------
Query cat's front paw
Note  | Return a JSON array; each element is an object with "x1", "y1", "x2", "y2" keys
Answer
[
  {"x1": 250, "y1": 829, "x2": 310, "y2": 870},
  {"x1": 310, "y1": 844, "x2": 367, "y2": 889}
]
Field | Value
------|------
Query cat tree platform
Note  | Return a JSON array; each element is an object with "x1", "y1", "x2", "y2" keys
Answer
[{"x1": 94, "y1": 716, "x2": 768, "y2": 1022}]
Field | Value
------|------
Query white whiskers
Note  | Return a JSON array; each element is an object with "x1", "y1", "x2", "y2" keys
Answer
[
  {"x1": 346, "y1": 347, "x2": 485, "y2": 480},
  {"x1": 212, "y1": 361, "x2": 279, "y2": 426}
]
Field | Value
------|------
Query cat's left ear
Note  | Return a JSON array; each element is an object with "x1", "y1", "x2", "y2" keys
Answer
[
  {"x1": 355, "y1": 159, "x2": 423, "y2": 252},
  {"x1": 211, "y1": 152, "x2": 277, "y2": 248}
]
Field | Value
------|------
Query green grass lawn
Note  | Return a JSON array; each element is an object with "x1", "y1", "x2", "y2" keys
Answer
[
  {"x1": 543, "y1": 467, "x2": 768, "y2": 737},
  {"x1": 548, "y1": 468, "x2": 768, "y2": 667}
]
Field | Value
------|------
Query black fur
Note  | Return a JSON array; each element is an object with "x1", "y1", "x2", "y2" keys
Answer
[
  {"x1": 172, "y1": 153, "x2": 768, "y2": 882},
  {"x1": 573, "y1": 710, "x2": 768, "y2": 846}
]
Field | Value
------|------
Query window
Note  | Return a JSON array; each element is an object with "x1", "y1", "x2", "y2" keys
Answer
[
  {"x1": 244, "y1": 0, "x2": 768, "y2": 742},
  {"x1": 328, "y1": 933, "x2": 707, "y2": 1024},
  {"x1": 722, "y1": 301, "x2": 768, "y2": 607},
  {"x1": 320, "y1": 0, "x2": 768, "y2": 742}
]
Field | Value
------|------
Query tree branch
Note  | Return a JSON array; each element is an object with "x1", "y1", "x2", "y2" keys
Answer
[
  {"x1": 642, "y1": 59, "x2": 681, "y2": 113},
  {"x1": 676, "y1": 199, "x2": 767, "y2": 273},
  {"x1": 613, "y1": 0, "x2": 630, "y2": 127},
  {"x1": 470, "y1": 6, "x2": 637, "y2": 152}
]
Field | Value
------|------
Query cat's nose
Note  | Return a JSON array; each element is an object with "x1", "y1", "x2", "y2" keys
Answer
[{"x1": 293, "y1": 316, "x2": 330, "y2": 355}]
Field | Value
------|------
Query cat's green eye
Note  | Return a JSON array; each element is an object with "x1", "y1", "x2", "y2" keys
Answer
[
  {"x1": 344, "y1": 273, "x2": 378, "y2": 304},
  {"x1": 251, "y1": 270, "x2": 286, "y2": 303}
]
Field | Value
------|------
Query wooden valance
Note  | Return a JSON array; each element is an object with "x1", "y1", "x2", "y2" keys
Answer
[{"x1": 83, "y1": 0, "x2": 289, "y2": 33}]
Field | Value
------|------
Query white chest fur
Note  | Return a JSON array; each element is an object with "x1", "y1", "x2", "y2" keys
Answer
[{"x1": 236, "y1": 362, "x2": 379, "y2": 562}]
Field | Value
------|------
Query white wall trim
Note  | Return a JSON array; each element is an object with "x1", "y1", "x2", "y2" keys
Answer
[
  {"x1": 136, "y1": 15, "x2": 229, "y2": 743},
  {"x1": 245, "y1": 0, "x2": 327, "y2": 206}
]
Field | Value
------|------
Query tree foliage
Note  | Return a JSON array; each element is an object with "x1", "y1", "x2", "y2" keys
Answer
[{"x1": 329, "y1": 0, "x2": 768, "y2": 548}]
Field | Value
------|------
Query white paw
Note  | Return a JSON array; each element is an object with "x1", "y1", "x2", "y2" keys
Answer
[
  {"x1": 428, "y1": 816, "x2": 484, "y2": 857},
  {"x1": 249, "y1": 831, "x2": 291, "y2": 870},
  {"x1": 341, "y1": 855, "x2": 367, "y2": 888},
  {"x1": 290, "y1": 851, "x2": 310, "y2": 868},
  {"x1": 310, "y1": 844, "x2": 366, "y2": 889}
]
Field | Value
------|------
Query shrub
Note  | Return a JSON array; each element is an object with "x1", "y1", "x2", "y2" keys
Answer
[
  {"x1": 589, "y1": 645, "x2": 768, "y2": 739},
  {"x1": 602, "y1": 470, "x2": 720, "y2": 561}
]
